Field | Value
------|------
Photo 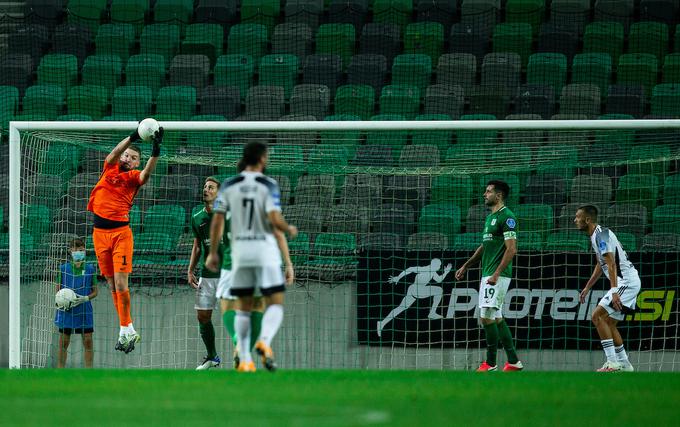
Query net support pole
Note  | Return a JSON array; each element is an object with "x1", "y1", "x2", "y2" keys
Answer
[{"x1": 8, "y1": 124, "x2": 21, "y2": 369}]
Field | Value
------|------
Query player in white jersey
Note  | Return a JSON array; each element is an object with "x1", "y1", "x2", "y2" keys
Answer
[
  {"x1": 575, "y1": 205, "x2": 640, "y2": 372},
  {"x1": 206, "y1": 141, "x2": 297, "y2": 372}
]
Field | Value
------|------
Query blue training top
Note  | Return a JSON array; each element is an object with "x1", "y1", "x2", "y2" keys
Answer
[{"x1": 54, "y1": 262, "x2": 95, "y2": 330}]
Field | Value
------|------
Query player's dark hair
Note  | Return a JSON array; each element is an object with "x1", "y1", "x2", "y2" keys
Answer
[
  {"x1": 70, "y1": 238, "x2": 85, "y2": 249},
  {"x1": 239, "y1": 141, "x2": 268, "y2": 170},
  {"x1": 578, "y1": 204, "x2": 599, "y2": 221},
  {"x1": 128, "y1": 144, "x2": 142, "y2": 158},
  {"x1": 487, "y1": 180, "x2": 510, "y2": 201},
  {"x1": 205, "y1": 176, "x2": 220, "y2": 187}
]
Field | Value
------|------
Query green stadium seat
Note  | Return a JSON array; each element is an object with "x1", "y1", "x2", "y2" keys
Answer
[
  {"x1": 23, "y1": 85, "x2": 64, "y2": 119},
  {"x1": 398, "y1": 144, "x2": 440, "y2": 167},
  {"x1": 321, "y1": 114, "x2": 362, "y2": 159},
  {"x1": 112, "y1": 86, "x2": 153, "y2": 118},
  {"x1": 110, "y1": 0, "x2": 148, "y2": 36},
  {"x1": 95, "y1": 24, "x2": 135, "y2": 64},
  {"x1": 492, "y1": 23, "x2": 532, "y2": 67},
  {"x1": 478, "y1": 174, "x2": 521, "y2": 207},
  {"x1": 373, "y1": 0, "x2": 413, "y2": 30},
  {"x1": 651, "y1": 84, "x2": 680, "y2": 117},
  {"x1": 489, "y1": 142, "x2": 533, "y2": 187},
  {"x1": 309, "y1": 232, "x2": 357, "y2": 267},
  {"x1": 452, "y1": 233, "x2": 481, "y2": 251},
  {"x1": 379, "y1": 85, "x2": 421, "y2": 119},
  {"x1": 662, "y1": 53, "x2": 680, "y2": 83},
  {"x1": 431, "y1": 175, "x2": 473, "y2": 213},
  {"x1": 628, "y1": 22, "x2": 669, "y2": 63},
  {"x1": 617, "y1": 174, "x2": 660, "y2": 216},
  {"x1": 572, "y1": 53, "x2": 613, "y2": 97},
  {"x1": 615, "y1": 231, "x2": 637, "y2": 251},
  {"x1": 404, "y1": 22, "x2": 444, "y2": 64},
  {"x1": 505, "y1": 0, "x2": 544, "y2": 35},
  {"x1": 154, "y1": 0, "x2": 193, "y2": 36},
  {"x1": 316, "y1": 23, "x2": 356, "y2": 69},
  {"x1": 466, "y1": 205, "x2": 491, "y2": 235},
  {"x1": 37, "y1": 54, "x2": 78, "y2": 93},
  {"x1": 259, "y1": 54, "x2": 299, "y2": 100},
  {"x1": 535, "y1": 144, "x2": 578, "y2": 181},
  {"x1": 412, "y1": 114, "x2": 453, "y2": 155},
  {"x1": 418, "y1": 203, "x2": 462, "y2": 241},
  {"x1": 241, "y1": 0, "x2": 280, "y2": 35},
  {"x1": 268, "y1": 145, "x2": 305, "y2": 188},
  {"x1": 0, "y1": 86, "x2": 19, "y2": 129},
  {"x1": 583, "y1": 22, "x2": 624, "y2": 68},
  {"x1": 68, "y1": 0, "x2": 106, "y2": 34},
  {"x1": 227, "y1": 24, "x2": 268, "y2": 65},
  {"x1": 214, "y1": 54, "x2": 255, "y2": 100},
  {"x1": 58, "y1": 114, "x2": 92, "y2": 121},
  {"x1": 367, "y1": 114, "x2": 409, "y2": 160},
  {"x1": 514, "y1": 204, "x2": 553, "y2": 238},
  {"x1": 143, "y1": 205, "x2": 186, "y2": 240},
  {"x1": 67, "y1": 85, "x2": 109, "y2": 119},
  {"x1": 156, "y1": 86, "x2": 196, "y2": 120},
  {"x1": 126, "y1": 54, "x2": 166, "y2": 99},
  {"x1": 527, "y1": 53, "x2": 567, "y2": 95},
  {"x1": 559, "y1": 84, "x2": 601, "y2": 117},
  {"x1": 545, "y1": 231, "x2": 590, "y2": 252},
  {"x1": 641, "y1": 232, "x2": 680, "y2": 252},
  {"x1": 22, "y1": 204, "x2": 51, "y2": 242},
  {"x1": 288, "y1": 232, "x2": 310, "y2": 265},
  {"x1": 140, "y1": 24, "x2": 181, "y2": 63},
  {"x1": 628, "y1": 144, "x2": 671, "y2": 177},
  {"x1": 516, "y1": 231, "x2": 543, "y2": 251},
  {"x1": 135, "y1": 232, "x2": 175, "y2": 262},
  {"x1": 81, "y1": 55, "x2": 123, "y2": 97},
  {"x1": 181, "y1": 24, "x2": 224, "y2": 67},
  {"x1": 653, "y1": 204, "x2": 680, "y2": 234},
  {"x1": 617, "y1": 53, "x2": 659, "y2": 95},
  {"x1": 307, "y1": 145, "x2": 348, "y2": 182},
  {"x1": 335, "y1": 84, "x2": 375, "y2": 120},
  {"x1": 392, "y1": 54, "x2": 433, "y2": 90},
  {"x1": 663, "y1": 174, "x2": 680, "y2": 205},
  {"x1": 456, "y1": 114, "x2": 497, "y2": 146}
]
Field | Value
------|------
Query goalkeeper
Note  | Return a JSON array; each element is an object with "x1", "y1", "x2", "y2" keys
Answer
[
  {"x1": 87, "y1": 125, "x2": 163, "y2": 354},
  {"x1": 54, "y1": 238, "x2": 98, "y2": 368}
]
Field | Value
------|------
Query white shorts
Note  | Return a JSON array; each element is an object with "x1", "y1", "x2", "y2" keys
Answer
[
  {"x1": 230, "y1": 265, "x2": 285, "y2": 297},
  {"x1": 479, "y1": 276, "x2": 512, "y2": 319},
  {"x1": 194, "y1": 277, "x2": 220, "y2": 310},
  {"x1": 598, "y1": 276, "x2": 641, "y2": 321}
]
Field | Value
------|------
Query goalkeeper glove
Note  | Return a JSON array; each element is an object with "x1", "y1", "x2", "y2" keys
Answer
[
  {"x1": 151, "y1": 126, "x2": 164, "y2": 157},
  {"x1": 129, "y1": 128, "x2": 141, "y2": 143},
  {"x1": 71, "y1": 295, "x2": 90, "y2": 308}
]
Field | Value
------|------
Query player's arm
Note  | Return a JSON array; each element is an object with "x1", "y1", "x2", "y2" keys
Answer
[
  {"x1": 455, "y1": 245, "x2": 484, "y2": 280},
  {"x1": 488, "y1": 238, "x2": 517, "y2": 285},
  {"x1": 269, "y1": 210, "x2": 298, "y2": 239},
  {"x1": 602, "y1": 252, "x2": 623, "y2": 310},
  {"x1": 73, "y1": 271, "x2": 98, "y2": 307},
  {"x1": 274, "y1": 229, "x2": 295, "y2": 285},
  {"x1": 206, "y1": 211, "x2": 225, "y2": 272},
  {"x1": 139, "y1": 127, "x2": 164, "y2": 185},
  {"x1": 579, "y1": 262, "x2": 603, "y2": 303},
  {"x1": 187, "y1": 238, "x2": 201, "y2": 289},
  {"x1": 106, "y1": 123, "x2": 145, "y2": 165}
]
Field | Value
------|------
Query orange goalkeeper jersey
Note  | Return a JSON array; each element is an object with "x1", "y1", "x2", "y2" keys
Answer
[{"x1": 87, "y1": 161, "x2": 142, "y2": 222}]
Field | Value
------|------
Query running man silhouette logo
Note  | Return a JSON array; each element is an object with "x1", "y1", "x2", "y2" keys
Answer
[{"x1": 377, "y1": 258, "x2": 453, "y2": 337}]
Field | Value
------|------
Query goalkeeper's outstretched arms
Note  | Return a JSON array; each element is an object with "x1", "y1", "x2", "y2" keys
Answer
[
  {"x1": 139, "y1": 127, "x2": 163, "y2": 185},
  {"x1": 455, "y1": 244, "x2": 484, "y2": 280},
  {"x1": 105, "y1": 126, "x2": 143, "y2": 165}
]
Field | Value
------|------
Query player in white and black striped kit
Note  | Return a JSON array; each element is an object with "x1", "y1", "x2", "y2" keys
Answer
[
  {"x1": 206, "y1": 141, "x2": 297, "y2": 372},
  {"x1": 575, "y1": 205, "x2": 640, "y2": 372}
]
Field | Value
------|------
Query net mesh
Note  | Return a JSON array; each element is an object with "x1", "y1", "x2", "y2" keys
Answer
[{"x1": 10, "y1": 122, "x2": 680, "y2": 370}]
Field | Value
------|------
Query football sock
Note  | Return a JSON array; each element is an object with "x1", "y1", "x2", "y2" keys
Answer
[
  {"x1": 250, "y1": 311, "x2": 263, "y2": 350},
  {"x1": 235, "y1": 311, "x2": 252, "y2": 363},
  {"x1": 483, "y1": 322, "x2": 499, "y2": 366},
  {"x1": 222, "y1": 310, "x2": 237, "y2": 347},
  {"x1": 111, "y1": 290, "x2": 120, "y2": 316},
  {"x1": 259, "y1": 304, "x2": 284, "y2": 347},
  {"x1": 615, "y1": 345, "x2": 629, "y2": 364},
  {"x1": 117, "y1": 290, "x2": 132, "y2": 327},
  {"x1": 601, "y1": 339, "x2": 616, "y2": 362},
  {"x1": 497, "y1": 320, "x2": 519, "y2": 364},
  {"x1": 199, "y1": 321, "x2": 217, "y2": 359}
]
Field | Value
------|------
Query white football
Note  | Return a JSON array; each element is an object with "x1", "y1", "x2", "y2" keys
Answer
[
  {"x1": 55, "y1": 288, "x2": 77, "y2": 310},
  {"x1": 137, "y1": 118, "x2": 160, "y2": 142}
]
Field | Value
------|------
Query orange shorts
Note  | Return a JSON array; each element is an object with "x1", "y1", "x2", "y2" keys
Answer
[{"x1": 92, "y1": 226, "x2": 134, "y2": 277}]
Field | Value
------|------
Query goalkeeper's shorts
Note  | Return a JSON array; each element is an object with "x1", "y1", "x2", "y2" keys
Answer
[{"x1": 92, "y1": 226, "x2": 133, "y2": 276}]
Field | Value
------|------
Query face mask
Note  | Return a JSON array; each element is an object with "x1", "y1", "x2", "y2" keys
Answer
[{"x1": 72, "y1": 251, "x2": 86, "y2": 262}]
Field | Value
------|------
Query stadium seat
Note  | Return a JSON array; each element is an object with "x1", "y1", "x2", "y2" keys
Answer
[
  {"x1": 309, "y1": 232, "x2": 357, "y2": 267},
  {"x1": 24, "y1": 0, "x2": 65, "y2": 29},
  {"x1": 640, "y1": 0, "x2": 678, "y2": 27},
  {"x1": 347, "y1": 54, "x2": 388, "y2": 93},
  {"x1": 24, "y1": 173, "x2": 65, "y2": 213},
  {"x1": 423, "y1": 85, "x2": 464, "y2": 118},
  {"x1": 272, "y1": 23, "x2": 313, "y2": 63},
  {"x1": 240, "y1": 0, "x2": 280, "y2": 34},
  {"x1": 169, "y1": 55, "x2": 211, "y2": 96},
  {"x1": 53, "y1": 23, "x2": 90, "y2": 68},
  {"x1": 372, "y1": 203, "x2": 416, "y2": 239},
  {"x1": 444, "y1": 145, "x2": 483, "y2": 168},
  {"x1": 126, "y1": 55, "x2": 166, "y2": 99},
  {"x1": 303, "y1": 54, "x2": 343, "y2": 97},
  {"x1": 95, "y1": 24, "x2": 135, "y2": 64},
  {"x1": 268, "y1": 145, "x2": 305, "y2": 188},
  {"x1": 452, "y1": 232, "x2": 482, "y2": 251},
  {"x1": 606, "y1": 84, "x2": 646, "y2": 117},
  {"x1": 81, "y1": 55, "x2": 123, "y2": 97},
  {"x1": 334, "y1": 84, "x2": 375, "y2": 120},
  {"x1": 492, "y1": 23, "x2": 532, "y2": 67},
  {"x1": 37, "y1": 54, "x2": 78, "y2": 93},
  {"x1": 514, "y1": 84, "x2": 556, "y2": 118},
  {"x1": 112, "y1": 86, "x2": 152, "y2": 118},
  {"x1": 516, "y1": 231, "x2": 544, "y2": 251},
  {"x1": 416, "y1": 0, "x2": 457, "y2": 33},
  {"x1": 284, "y1": 0, "x2": 323, "y2": 31},
  {"x1": 412, "y1": 114, "x2": 454, "y2": 155},
  {"x1": 328, "y1": 0, "x2": 369, "y2": 33},
  {"x1": 181, "y1": 24, "x2": 224, "y2": 67},
  {"x1": 503, "y1": 113, "x2": 545, "y2": 148},
  {"x1": 570, "y1": 174, "x2": 613, "y2": 207},
  {"x1": 524, "y1": 174, "x2": 567, "y2": 210},
  {"x1": 617, "y1": 53, "x2": 659, "y2": 95},
  {"x1": 652, "y1": 204, "x2": 680, "y2": 234},
  {"x1": 372, "y1": 0, "x2": 412, "y2": 30},
  {"x1": 351, "y1": 145, "x2": 394, "y2": 167},
  {"x1": 628, "y1": 144, "x2": 672, "y2": 177},
  {"x1": 404, "y1": 22, "x2": 444, "y2": 64},
  {"x1": 550, "y1": 0, "x2": 590, "y2": 35},
  {"x1": 359, "y1": 23, "x2": 401, "y2": 67},
  {"x1": 0, "y1": 86, "x2": 19, "y2": 129},
  {"x1": 527, "y1": 53, "x2": 567, "y2": 95},
  {"x1": 23, "y1": 85, "x2": 64, "y2": 119},
  {"x1": 663, "y1": 54, "x2": 680, "y2": 83},
  {"x1": 67, "y1": 85, "x2": 108, "y2": 120},
  {"x1": 616, "y1": 174, "x2": 660, "y2": 215},
  {"x1": 398, "y1": 145, "x2": 440, "y2": 167},
  {"x1": 545, "y1": 231, "x2": 590, "y2": 252},
  {"x1": 0, "y1": 54, "x2": 33, "y2": 97},
  {"x1": 572, "y1": 53, "x2": 612, "y2": 97},
  {"x1": 383, "y1": 175, "x2": 431, "y2": 213},
  {"x1": 244, "y1": 85, "x2": 284, "y2": 120},
  {"x1": 227, "y1": 24, "x2": 268, "y2": 65},
  {"x1": 67, "y1": 0, "x2": 106, "y2": 33},
  {"x1": 391, "y1": 54, "x2": 432, "y2": 91},
  {"x1": 154, "y1": 0, "x2": 193, "y2": 35},
  {"x1": 156, "y1": 86, "x2": 196, "y2": 120},
  {"x1": 307, "y1": 144, "x2": 349, "y2": 179},
  {"x1": 23, "y1": 204, "x2": 51, "y2": 242},
  {"x1": 628, "y1": 22, "x2": 669, "y2": 63},
  {"x1": 316, "y1": 23, "x2": 356, "y2": 69},
  {"x1": 535, "y1": 143, "x2": 578, "y2": 182},
  {"x1": 460, "y1": 0, "x2": 499, "y2": 35},
  {"x1": 294, "y1": 175, "x2": 335, "y2": 206},
  {"x1": 536, "y1": 23, "x2": 578, "y2": 64},
  {"x1": 110, "y1": 0, "x2": 148, "y2": 36},
  {"x1": 469, "y1": 85, "x2": 512, "y2": 118},
  {"x1": 481, "y1": 53, "x2": 521, "y2": 89},
  {"x1": 321, "y1": 114, "x2": 362, "y2": 159},
  {"x1": 583, "y1": 22, "x2": 624, "y2": 68},
  {"x1": 605, "y1": 204, "x2": 649, "y2": 239},
  {"x1": 436, "y1": 53, "x2": 476, "y2": 92},
  {"x1": 448, "y1": 23, "x2": 490, "y2": 63},
  {"x1": 641, "y1": 232, "x2": 680, "y2": 252},
  {"x1": 143, "y1": 205, "x2": 186, "y2": 240},
  {"x1": 651, "y1": 84, "x2": 680, "y2": 116},
  {"x1": 140, "y1": 24, "x2": 181, "y2": 63},
  {"x1": 214, "y1": 55, "x2": 255, "y2": 100},
  {"x1": 379, "y1": 86, "x2": 421, "y2": 119},
  {"x1": 505, "y1": 0, "x2": 544, "y2": 34},
  {"x1": 559, "y1": 84, "x2": 601, "y2": 117},
  {"x1": 663, "y1": 174, "x2": 680, "y2": 205},
  {"x1": 290, "y1": 84, "x2": 330, "y2": 119},
  {"x1": 341, "y1": 174, "x2": 383, "y2": 209},
  {"x1": 325, "y1": 204, "x2": 371, "y2": 235},
  {"x1": 407, "y1": 232, "x2": 449, "y2": 251},
  {"x1": 594, "y1": 0, "x2": 633, "y2": 32},
  {"x1": 431, "y1": 175, "x2": 473, "y2": 213},
  {"x1": 135, "y1": 232, "x2": 175, "y2": 263},
  {"x1": 418, "y1": 203, "x2": 462, "y2": 240},
  {"x1": 284, "y1": 204, "x2": 324, "y2": 237},
  {"x1": 259, "y1": 54, "x2": 299, "y2": 100},
  {"x1": 456, "y1": 114, "x2": 497, "y2": 146}
]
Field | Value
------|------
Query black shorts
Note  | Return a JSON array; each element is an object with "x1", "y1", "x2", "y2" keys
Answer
[{"x1": 59, "y1": 327, "x2": 94, "y2": 335}]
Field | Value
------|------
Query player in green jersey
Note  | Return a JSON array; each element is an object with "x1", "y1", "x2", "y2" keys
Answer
[{"x1": 455, "y1": 180, "x2": 523, "y2": 372}]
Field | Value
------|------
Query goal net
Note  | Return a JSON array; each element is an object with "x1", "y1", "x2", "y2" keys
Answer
[{"x1": 8, "y1": 119, "x2": 680, "y2": 371}]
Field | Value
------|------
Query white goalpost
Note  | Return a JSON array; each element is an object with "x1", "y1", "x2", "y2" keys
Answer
[{"x1": 8, "y1": 119, "x2": 680, "y2": 370}]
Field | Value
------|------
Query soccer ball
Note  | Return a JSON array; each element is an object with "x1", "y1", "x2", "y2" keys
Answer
[
  {"x1": 55, "y1": 288, "x2": 77, "y2": 310},
  {"x1": 137, "y1": 118, "x2": 160, "y2": 142}
]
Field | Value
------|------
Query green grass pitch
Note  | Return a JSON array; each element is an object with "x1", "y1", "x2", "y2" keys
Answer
[{"x1": 1, "y1": 370, "x2": 678, "y2": 426}]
